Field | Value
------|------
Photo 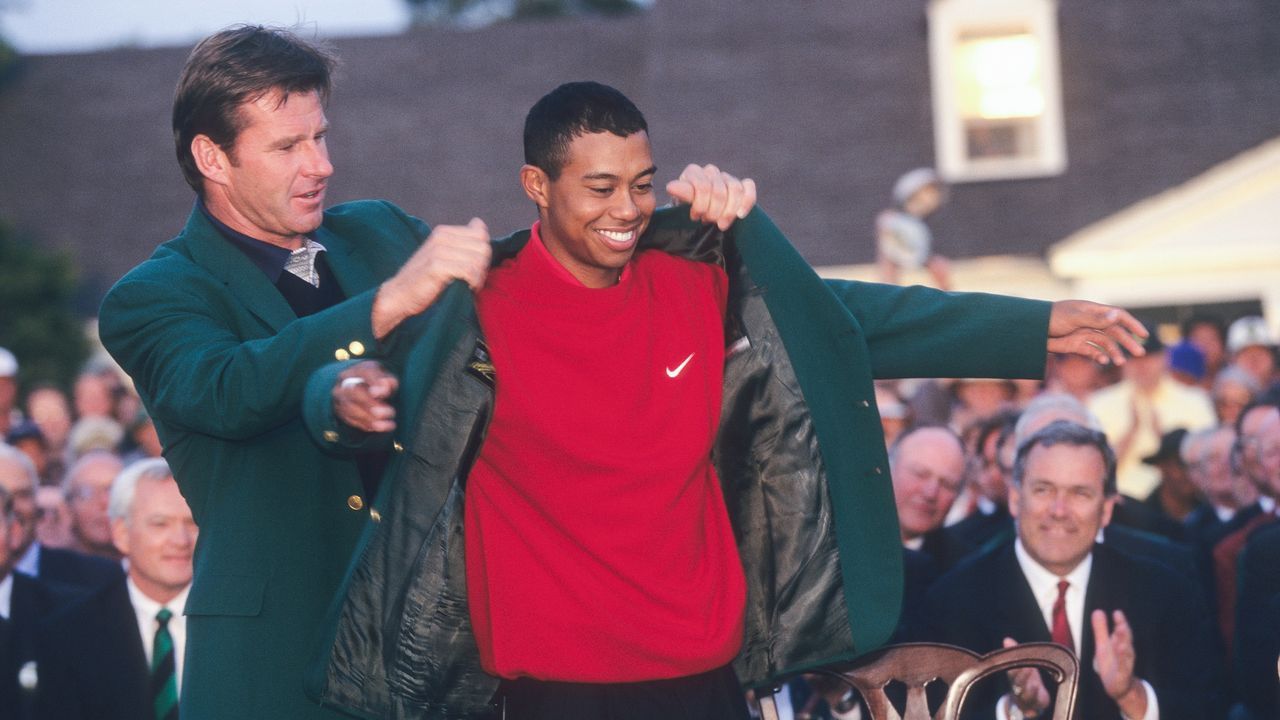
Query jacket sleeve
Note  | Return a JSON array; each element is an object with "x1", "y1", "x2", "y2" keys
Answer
[
  {"x1": 822, "y1": 279, "x2": 1052, "y2": 381},
  {"x1": 99, "y1": 204, "x2": 426, "y2": 442},
  {"x1": 300, "y1": 358, "x2": 395, "y2": 453},
  {"x1": 100, "y1": 277, "x2": 385, "y2": 441}
]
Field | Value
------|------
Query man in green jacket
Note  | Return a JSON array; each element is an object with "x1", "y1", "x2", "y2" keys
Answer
[
  {"x1": 97, "y1": 26, "x2": 495, "y2": 720},
  {"x1": 304, "y1": 82, "x2": 1147, "y2": 718}
]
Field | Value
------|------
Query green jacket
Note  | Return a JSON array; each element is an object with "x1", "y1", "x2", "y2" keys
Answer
[
  {"x1": 301, "y1": 207, "x2": 1051, "y2": 718},
  {"x1": 98, "y1": 201, "x2": 428, "y2": 720}
]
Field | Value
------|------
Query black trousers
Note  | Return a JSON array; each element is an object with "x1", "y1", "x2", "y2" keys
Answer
[{"x1": 491, "y1": 665, "x2": 752, "y2": 720}]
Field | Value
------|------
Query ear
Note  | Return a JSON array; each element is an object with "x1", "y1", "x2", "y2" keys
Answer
[
  {"x1": 520, "y1": 164, "x2": 551, "y2": 210},
  {"x1": 1099, "y1": 494, "x2": 1117, "y2": 529},
  {"x1": 1007, "y1": 483, "x2": 1021, "y2": 521},
  {"x1": 191, "y1": 134, "x2": 232, "y2": 187},
  {"x1": 111, "y1": 517, "x2": 131, "y2": 558}
]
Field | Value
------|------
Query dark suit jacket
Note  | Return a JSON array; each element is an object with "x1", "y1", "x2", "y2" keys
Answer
[
  {"x1": 35, "y1": 577, "x2": 150, "y2": 720},
  {"x1": 1235, "y1": 523, "x2": 1280, "y2": 719},
  {"x1": 942, "y1": 506, "x2": 1012, "y2": 558},
  {"x1": 1110, "y1": 495, "x2": 1187, "y2": 542},
  {"x1": 36, "y1": 545, "x2": 123, "y2": 592},
  {"x1": 922, "y1": 540, "x2": 1219, "y2": 720},
  {"x1": 98, "y1": 201, "x2": 424, "y2": 720},
  {"x1": 919, "y1": 526, "x2": 981, "y2": 573},
  {"x1": 2, "y1": 573, "x2": 78, "y2": 720}
]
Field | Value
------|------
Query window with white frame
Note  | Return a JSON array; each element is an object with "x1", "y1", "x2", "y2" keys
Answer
[{"x1": 927, "y1": 0, "x2": 1066, "y2": 182}]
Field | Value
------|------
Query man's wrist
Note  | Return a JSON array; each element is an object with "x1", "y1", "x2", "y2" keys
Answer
[
  {"x1": 371, "y1": 281, "x2": 409, "y2": 340},
  {"x1": 1113, "y1": 678, "x2": 1148, "y2": 719}
]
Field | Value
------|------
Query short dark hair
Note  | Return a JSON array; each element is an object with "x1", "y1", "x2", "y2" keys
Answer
[
  {"x1": 523, "y1": 81, "x2": 648, "y2": 180},
  {"x1": 1182, "y1": 313, "x2": 1226, "y2": 343},
  {"x1": 1012, "y1": 420, "x2": 1118, "y2": 496},
  {"x1": 172, "y1": 25, "x2": 337, "y2": 194}
]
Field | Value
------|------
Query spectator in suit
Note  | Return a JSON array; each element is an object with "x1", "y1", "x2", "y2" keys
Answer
[
  {"x1": 1139, "y1": 428, "x2": 1203, "y2": 524},
  {"x1": 0, "y1": 444, "x2": 121, "y2": 592},
  {"x1": 1211, "y1": 401, "x2": 1279, "y2": 653},
  {"x1": 1211, "y1": 365, "x2": 1261, "y2": 426},
  {"x1": 1015, "y1": 395, "x2": 1196, "y2": 573},
  {"x1": 945, "y1": 411, "x2": 1019, "y2": 551},
  {"x1": 33, "y1": 486, "x2": 71, "y2": 550},
  {"x1": 60, "y1": 450, "x2": 124, "y2": 561},
  {"x1": 0, "y1": 485, "x2": 80, "y2": 720},
  {"x1": 890, "y1": 426, "x2": 971, "y2": 570},
  {"x1": 1233, "y1": 522, "x2": 1280, "y2": 720},
  {"x1": 923, "y1": 421, "x2": 1218, "y2": 720},
  {"x1": 37, "y1": 457, "x2": 196, "y2": 720},
  {"x1": 23, "y1": 386, "x2": 71, "y2": 480},
  {"x1": 1183, "y1": 427, "x2": 1246, "y2": 545}
]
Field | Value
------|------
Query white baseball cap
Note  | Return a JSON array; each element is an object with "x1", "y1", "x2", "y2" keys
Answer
[
  {"x1": 1226, "y1": 316, "x2": 1277, "y2": 354},
  {"x1": 0, "y1": 347, "x2": 17, "y2": 378}
]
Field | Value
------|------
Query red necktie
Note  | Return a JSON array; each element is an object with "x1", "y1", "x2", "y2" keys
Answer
[{"x1": 1051, "y1": 579, "x2": 1073, "y2": 650}]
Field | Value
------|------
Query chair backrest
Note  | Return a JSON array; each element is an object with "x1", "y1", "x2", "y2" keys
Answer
[{"x1": 757, "y1": 642, "x2": 1078, "y2": 720}]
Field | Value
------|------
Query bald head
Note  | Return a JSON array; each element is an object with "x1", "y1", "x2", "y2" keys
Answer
[{"x1": 890, "y1": 426, "x2": 966, "y2": 543}]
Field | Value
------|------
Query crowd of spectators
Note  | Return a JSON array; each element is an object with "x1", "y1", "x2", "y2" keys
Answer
[
  {"x1": 771, "y1": 314, "x2": 1280, "y2": 720},
  {"x1": 0, "y1": 311, "x2": 1276, "y2": 719}
]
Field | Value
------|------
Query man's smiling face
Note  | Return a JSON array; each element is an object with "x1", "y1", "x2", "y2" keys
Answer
[{"x1": 531, "y1": 130, "x2": 656, "y2": 288}]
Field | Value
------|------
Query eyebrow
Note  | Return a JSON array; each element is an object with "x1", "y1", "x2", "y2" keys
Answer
[
  {"x1": 271, "y1": 124, "x2": 330, "y2": 149},
  {"x1": 582, "y1": 165, "x2": 658, "y2": 182}
]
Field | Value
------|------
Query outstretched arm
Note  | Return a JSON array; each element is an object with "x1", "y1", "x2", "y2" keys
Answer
[{"x1": 1048, "y1": 300, "x2": 1147, "y2": 366}]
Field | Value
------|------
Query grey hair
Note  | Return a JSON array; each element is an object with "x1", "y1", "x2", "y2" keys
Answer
[
  {"x1": 62, "y1": 449, "x2": 124, "y2": 498},
  {"x1": 1213, "y1": 364, "x2": 1262, "y2": 399},
  {"x1": 1012, "y1": 419, "x2": 1118, "y2": 496},
  {"x1": 107, "y1": 458, "x2": 173, "y2": 522},
  {"x1": 0, "y1": 443, "x2": 38, "y2": 492},
  {"x1": 1014, "y1": 393, "x2": 1103, "y2": 448}
]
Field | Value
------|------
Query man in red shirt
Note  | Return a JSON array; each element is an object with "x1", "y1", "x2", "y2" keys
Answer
[{"x1": 325, "y1": 83, "x2": 1148, "y2": 719}]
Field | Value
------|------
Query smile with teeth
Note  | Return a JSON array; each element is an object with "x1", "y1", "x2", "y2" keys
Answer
[{"x1": 596, "y1": 228, "x2": 635, "y2": 244}]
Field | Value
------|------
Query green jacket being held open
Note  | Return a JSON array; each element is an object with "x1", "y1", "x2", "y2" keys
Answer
[{"x1": 302, "y1": 207, "x2": 1051, "y2": 719}]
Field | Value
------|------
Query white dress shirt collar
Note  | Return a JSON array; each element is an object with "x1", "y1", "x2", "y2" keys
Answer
[
  {"x1": 127, "y1": 577, "x2": 191, "y2": 694},
  {"x1": 1013, "y1": 539, "x2": 1092, "y2": 654},
  {"x1": 0, "y1": 572, "x2": 11, "y2": 620}
]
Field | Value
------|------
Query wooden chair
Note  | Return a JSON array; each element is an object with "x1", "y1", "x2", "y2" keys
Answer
[{"x1": 757, "y1": 642, "x2": 1078, "y2": 720}]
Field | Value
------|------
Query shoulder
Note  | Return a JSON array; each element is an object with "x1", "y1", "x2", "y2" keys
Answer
[
  {"x1": 1093, "y1": 542, "x2": 1200, "y2": 607},
  {"x1": 927, "y1": 539, "x2": 1012, "y2": 602},
  {"x1": 635, "y1": 250, "x2": 727, "y2": 294},
  {"x1": 1243, "y1": 523, "x2": 1280, "y2": 563},
  {"x1": 39, "y1": 576, "x2": 133, "y2": 643},
  {"x1": 39, "y1": 546, "x2": 124, "y2": 591},
  {"x1": 322, "y1": 199, "x2": 427, "y2": 239}
]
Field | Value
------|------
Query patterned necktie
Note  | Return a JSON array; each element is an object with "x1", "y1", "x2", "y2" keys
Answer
[
  {"x1": 1051, "y1": 579, "x2": 1073, "y2": 650},
  {"x1": 152, "y1": 608, "x2": 179, "y2": 720},
  {"x1": 283, "y1": 239, "x2": 326, "y2": 287}
]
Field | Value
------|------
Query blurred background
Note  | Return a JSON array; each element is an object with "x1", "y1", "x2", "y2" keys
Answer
[{"x1": 0, "y1": 0, "x2": 1277, "y2": 389}]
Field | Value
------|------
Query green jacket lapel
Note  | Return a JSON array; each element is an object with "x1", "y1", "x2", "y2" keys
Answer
[
  {"x1": 316, "y1": 225, "x2": 379, "y2": 299},
  {"x1": 178, "y1": 206, "x2": 296, "y2": 333}
]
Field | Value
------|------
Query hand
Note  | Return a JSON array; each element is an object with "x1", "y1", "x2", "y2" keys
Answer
[
  {"x1": 666, "y1": 163, "x2": 757, "y2": 231},
  {"x1": 1002, "y1": 637, "x2": 1050, "y2": 718},
  {"x1": 372, "y1": 218, "x2": 491, "y2": 338},
  {"x1": 1091, "y1": 609, "x2": 1147, "y2": 717},
  {"x1": 332, "y1": 361, "x2": 399, "y2": 434},
  {"x1": 1047, "y1": 300, "x2": 1147, "y2": 366}
]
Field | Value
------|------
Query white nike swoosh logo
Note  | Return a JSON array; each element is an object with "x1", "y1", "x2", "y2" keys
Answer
[{"x1": 666, "y1": 353, "x2": 695, "y2": 378}]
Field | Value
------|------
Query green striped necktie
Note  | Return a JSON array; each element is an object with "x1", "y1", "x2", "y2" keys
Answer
[{"x1": 151, "y1": 607, "x2": 179, "y2": 720}]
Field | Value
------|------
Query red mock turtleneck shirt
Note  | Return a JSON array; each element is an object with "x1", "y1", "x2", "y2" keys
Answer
[{"x1": 466, "y1": 223, "x2": 746, "y2": 682}]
